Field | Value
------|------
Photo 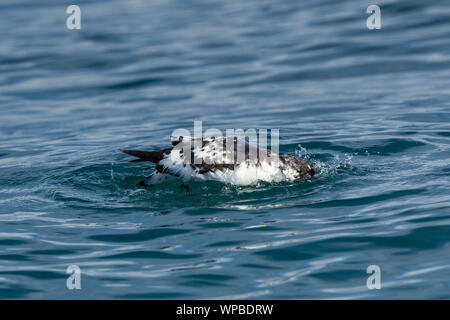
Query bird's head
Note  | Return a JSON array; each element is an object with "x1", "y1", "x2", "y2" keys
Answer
[{"x1": 280, "y1": 155, "x2": 316, "y2": 179}]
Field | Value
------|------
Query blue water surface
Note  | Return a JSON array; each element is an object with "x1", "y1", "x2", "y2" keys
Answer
[{"x1": 0, "y1": 0, "x2": 449, "y2": 299}]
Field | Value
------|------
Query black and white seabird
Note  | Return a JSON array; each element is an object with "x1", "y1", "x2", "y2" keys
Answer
[{"x1": 122, "y1": 136, "x2": 315, "y2": 186}]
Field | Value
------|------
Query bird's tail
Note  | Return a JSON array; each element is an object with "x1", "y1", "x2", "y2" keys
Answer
[{"x1": 121, "y1": 149, "x2": 169, "y2": 163}]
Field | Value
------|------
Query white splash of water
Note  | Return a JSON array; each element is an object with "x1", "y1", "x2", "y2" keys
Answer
[{"x1": 296, "y1": 144, "x2": 354, "y2": 177}]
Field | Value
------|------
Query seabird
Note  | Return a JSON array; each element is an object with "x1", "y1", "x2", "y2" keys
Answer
[{"x1": 122, "y1": 136, "x2": 315, "y2": 186}]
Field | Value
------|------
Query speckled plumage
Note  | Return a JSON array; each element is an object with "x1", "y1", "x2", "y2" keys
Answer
[{"x1": 123, "y1": 136, "x2": 315, "y2": 186}]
